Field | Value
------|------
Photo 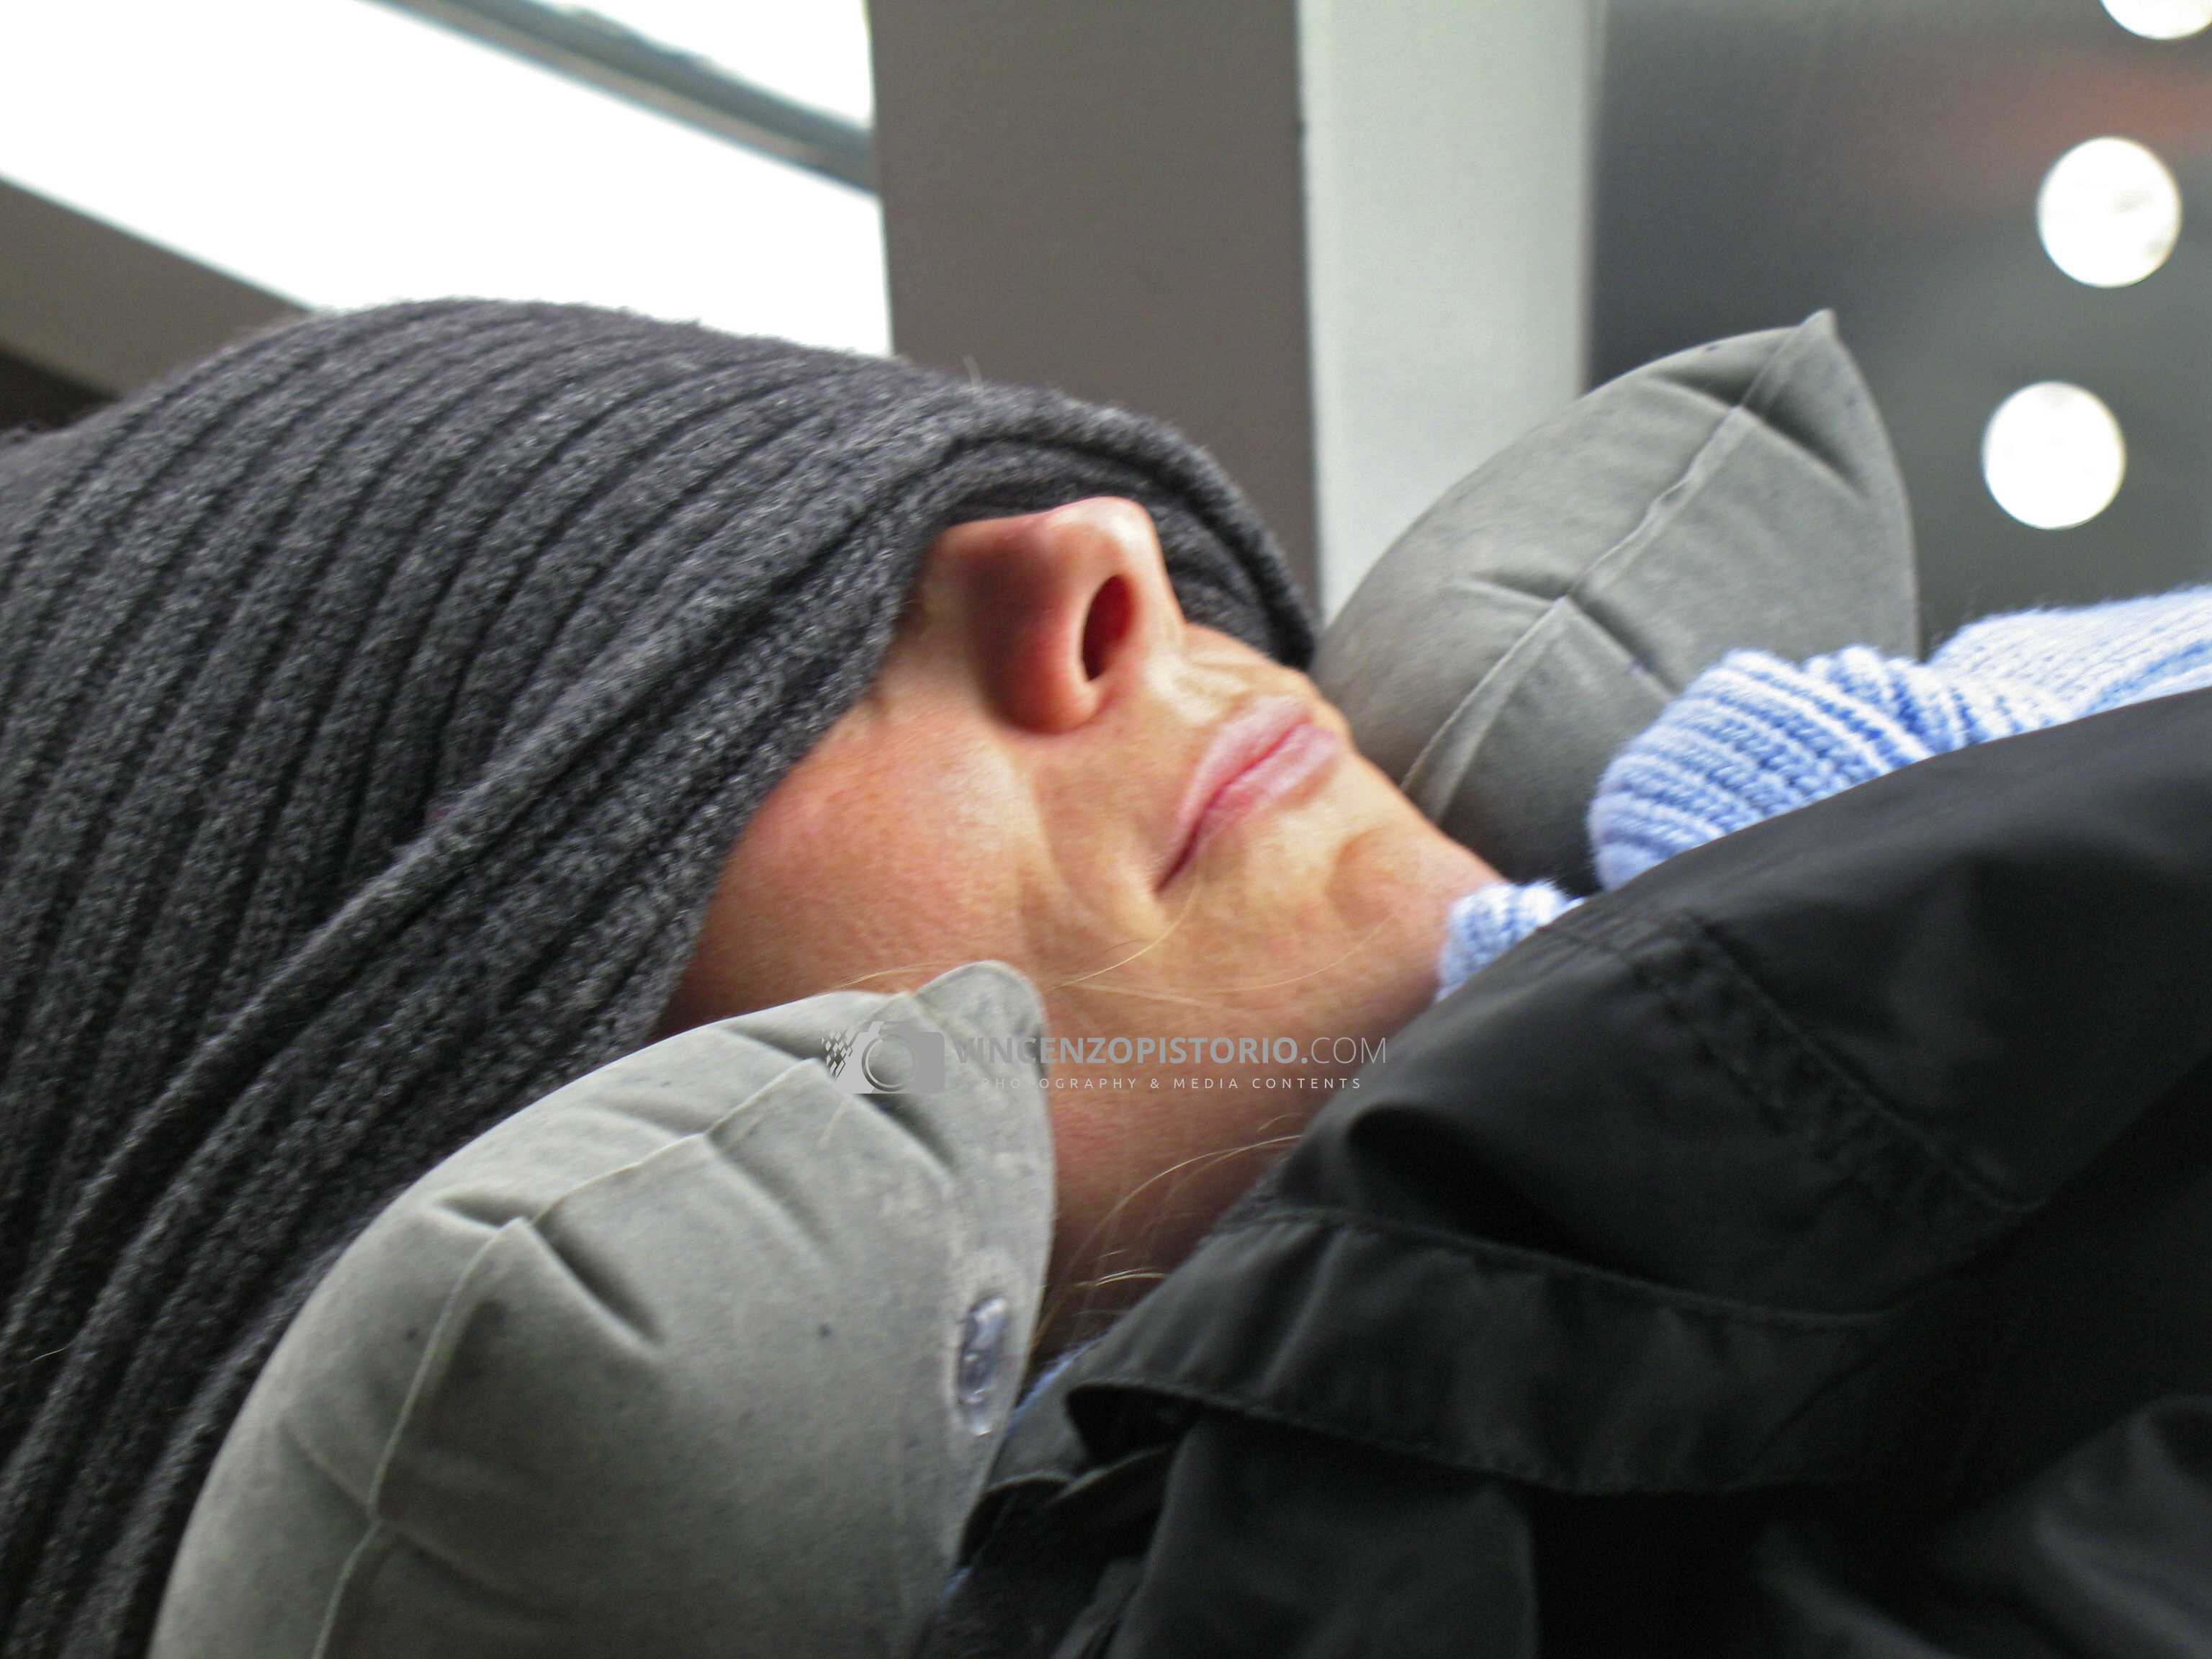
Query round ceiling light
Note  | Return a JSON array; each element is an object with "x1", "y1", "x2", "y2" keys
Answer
[
  {"x1": 2100, "y1": 0, "x2": 2212, "y2": 39},
  {"x1": 1982, "y1": 382, "x2": 2129, "y2": 530},
  {"x1": 2037, "y1": 136, "x2": 2184, "y2": 287}
]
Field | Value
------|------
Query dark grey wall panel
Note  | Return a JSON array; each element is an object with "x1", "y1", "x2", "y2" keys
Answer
[
  {"x1": 868, "y1": 0, "x2": 1318, "y2": 596},
  {"x1": 1594, "y1": 0, "x2": 2212, "y2": 640}
]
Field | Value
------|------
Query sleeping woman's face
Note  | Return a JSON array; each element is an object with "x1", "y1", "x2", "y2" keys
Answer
[{"x1": 654, "y1": 498, "x2": 1498, "y2": 1339}]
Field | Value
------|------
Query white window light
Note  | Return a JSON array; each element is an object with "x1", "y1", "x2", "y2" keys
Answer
[{"x1": 0, "y1": 0, "x2": 888, "y2": 356}]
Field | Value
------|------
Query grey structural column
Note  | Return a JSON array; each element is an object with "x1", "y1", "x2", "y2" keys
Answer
[{"x1": 866, "y1": 0, "x2": 1596, "y2": 614}]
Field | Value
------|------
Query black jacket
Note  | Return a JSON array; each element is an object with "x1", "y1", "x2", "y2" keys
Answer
[{"x1": 927, "y1": 685, "x2": 2212, "y2": 1658}]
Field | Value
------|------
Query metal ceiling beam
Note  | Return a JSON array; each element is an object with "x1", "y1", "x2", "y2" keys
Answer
[
  {"x1": 0, "y1": 179, "x2": 300, "y2": 396},
  {"x1": 369, "y1": 0, "x2": 876, "y2": 192}
]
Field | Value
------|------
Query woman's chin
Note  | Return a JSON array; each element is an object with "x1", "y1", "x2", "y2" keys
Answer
[{"x1": 1311, "y1": 803, "x2": 1499, "y2": 1009}]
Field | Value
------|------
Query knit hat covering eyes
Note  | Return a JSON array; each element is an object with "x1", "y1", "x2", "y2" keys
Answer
[{"x1": 0, "y1": 297, "x2": 1312, "y2": 1658}]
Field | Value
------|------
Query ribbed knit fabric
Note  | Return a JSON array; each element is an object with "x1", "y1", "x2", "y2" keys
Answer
[
  {"x1": 1437, "y1": 583, "x2": 2212, "y2": 997},
  {"x1": 0, "y1": 299, "x2": 1311, "y2": 1659}
]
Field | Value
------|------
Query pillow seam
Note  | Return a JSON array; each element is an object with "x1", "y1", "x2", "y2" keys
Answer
[{"x1": 1568, "y1": 318, "x2": 1826, "y2": 660}]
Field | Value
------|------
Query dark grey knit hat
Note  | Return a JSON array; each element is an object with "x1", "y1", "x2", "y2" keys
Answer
[{"x1": 0, "y1": 298, "x2": 1310, "y2": 1657}]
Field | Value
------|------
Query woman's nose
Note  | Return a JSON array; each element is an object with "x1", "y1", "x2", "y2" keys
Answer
[{"x1": 932, "y1": 496, "x2": 1188, "y2": 734}]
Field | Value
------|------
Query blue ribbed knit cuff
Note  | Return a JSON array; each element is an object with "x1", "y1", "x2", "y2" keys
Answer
[
  {"x1": 1434, "y1": 881, "x2": 1582, "y2": 1001},
  {"x1": 1430, "y1": 585, "x2": 2212, "y2": 1001}
]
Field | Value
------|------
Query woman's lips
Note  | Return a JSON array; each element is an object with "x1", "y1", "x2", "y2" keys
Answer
[{"x1": 1161, "y1": 693, "x2": 1344, "y2": 888}]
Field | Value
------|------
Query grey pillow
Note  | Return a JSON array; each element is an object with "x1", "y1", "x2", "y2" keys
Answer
[
  {"x1": 150, "y1": 962, "x2": 1053, "y2": 1659},
  {"x1": 1313, "y1": 310, "x2": 1919, "y2": 891}
]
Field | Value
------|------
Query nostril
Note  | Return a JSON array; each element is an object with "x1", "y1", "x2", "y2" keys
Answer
[{"x1": 1080, "y1": 575, "x2": 1134, "y2": 680}]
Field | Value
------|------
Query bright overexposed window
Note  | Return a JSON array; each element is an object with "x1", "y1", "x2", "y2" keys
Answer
[{"x1": 0, "y1": 0, "x2": 888, "y2": 354}]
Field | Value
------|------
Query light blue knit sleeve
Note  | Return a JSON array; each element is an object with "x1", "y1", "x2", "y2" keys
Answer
[
  {"x1": 1581, "y1": 644, "x2": 2075, "y2": 890},
  {"x1": 1433, "y1": 582, "x2": 2212, "y2": 1002},
  {"x1": 1925, "y1": 582, "x2": 2212, "y2": 709}
]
